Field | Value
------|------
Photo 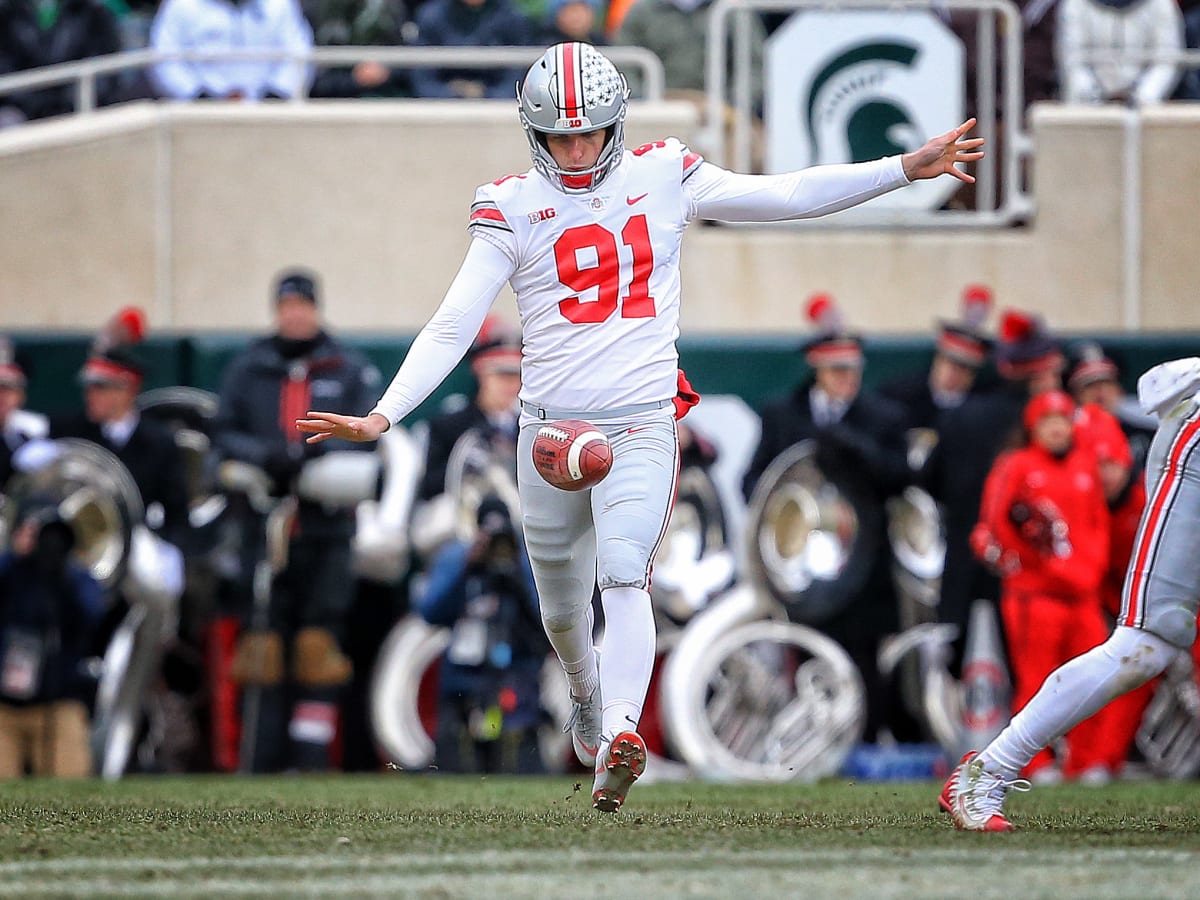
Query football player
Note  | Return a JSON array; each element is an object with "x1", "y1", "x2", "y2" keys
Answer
[
  {"x1": 942, "y1": 358, "x2": 1200, "y2": 830},
  {"x1": 298, "y1": 41, "x2": 984, "y2": 811}
]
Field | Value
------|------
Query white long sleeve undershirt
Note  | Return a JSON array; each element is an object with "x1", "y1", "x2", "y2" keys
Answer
[
  {"x1": 687, "y1": 155, "x2": 909, "y2": 223},
  {"x1": 369, "y1": 153, "x2": 910, "y2": 426},
  {"x1": 369, "y1": 239, "x2": 516, "y2": 425}
]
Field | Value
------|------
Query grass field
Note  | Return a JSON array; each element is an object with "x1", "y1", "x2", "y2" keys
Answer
[{"x1": 2, "y1": 774, "x2": 1199, "y2": 898}]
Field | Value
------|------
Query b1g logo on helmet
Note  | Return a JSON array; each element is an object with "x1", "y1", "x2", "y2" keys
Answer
[{"x1": 764, "y1": 11, "x2": 964, "y2": 213}]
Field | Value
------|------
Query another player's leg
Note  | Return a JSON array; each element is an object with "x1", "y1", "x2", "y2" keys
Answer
[
  {"x1": 589, "y1": 412, "x2": 678, "y2": 811},
  {"x1": 946, "y1": 409, "x2": 1200, "y2": 830},
  {"x1": 518, "y1": 423, "x2": 604, "y2": 766},
  {"x1": 943, "y1": 625, "x2": 1178, "y2": 830}
]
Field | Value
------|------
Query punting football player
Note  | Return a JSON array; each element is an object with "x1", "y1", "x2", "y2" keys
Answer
[{"x1": 297, "y1": 41, "x2": 984, "y2": 811}]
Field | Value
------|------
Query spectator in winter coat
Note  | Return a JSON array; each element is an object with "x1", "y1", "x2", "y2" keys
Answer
[
  {"x1": 921, "y1": 308, "x2": 1065, "y2": 672},
  {"x1": 213, "y1": 268, "x2": 380, "y2": 773},
  {"x1": 150, "y1": 0, "x2": 314, "y2": 101},
  {"x1": 880, "y1": 283, "x2": 995, "y2": 438},
  {"x1": 972, "y1": 390, "x2": 1121, "y2": 783},
  {"x1": 1057, "y1": 0, "x2": 1183, "y2": 105},
  {"x1": 1066, "y1": 342, "x2": 1158, "y2": 473},
  {"x1": 409, "y1": 0, "x2": 534, "y2": 99},
  {"x1": 0, "y1": 500, "x2": 105, "y2": 778},
  {"x1": 0, "y1": 340, "x2": 47, "y2": 490},
  {"x1": 616, "y1": 0, "x2": 765, "y2": 113},
  {"x1": 25, "y1": 0, "x2": 124, "y2": 118},
  {"x1": 304, "y1": 0, "x2": 413, "y2": 98},
  {"x1": 0, "y1": 0, "x2": 44, "y2": 126},
  {"x1": 539, "y1": 0, "x2": 605, "y2": 45},
  {"x1": 417, "y1": 494, "x2": 547, "y2": 774}
]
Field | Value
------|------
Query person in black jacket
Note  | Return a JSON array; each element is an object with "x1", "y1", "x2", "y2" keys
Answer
[
  {"x1": 213, "y1": 267, "x2": 380, "y2": 772},
  {"x1": 0, "y1": 341, "x2": 47, "y2": 490},
  {"x1": 742, "y1": 294, "x2": 912, "y2": 742},
  {"x1": 409, "y1": 0, "x2": 533, "y2": 99},
  {"x1": 920, "y1": 308, "x2": 1066, "y2": 672},
  {"x1": 0, "y1": 0, "x2": 45, "y2": 126},
  {"x1": 28, "y1": 0, "x2": 125, "y2": 118},
  {"x1": 50, "y1": 310, "x2": 191, "y2": 551},
  {"x1": 418, "y1": 315, "x2": 521, "y2": 503},
  {"x1": 539, "y1": 0, "x2": 606, "y2": 45},
  {"x1": 416, "y1": 494, "x2": 547, "y2": 774},
  {"x1": 0, "y1": 495, "x2": 105, "y2": 778},
  {"x1": 879, "y1": 284, "x2": 995, "y2": 437}
]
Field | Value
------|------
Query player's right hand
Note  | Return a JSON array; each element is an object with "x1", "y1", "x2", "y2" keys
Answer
[{"x1": 296, "y1": 411, "x2": 390, "y2": 444}]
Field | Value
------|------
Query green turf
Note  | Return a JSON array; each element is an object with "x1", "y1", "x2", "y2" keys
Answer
[{"x1": 2, "y1": 776, "x2": 1199, "y2": 897}]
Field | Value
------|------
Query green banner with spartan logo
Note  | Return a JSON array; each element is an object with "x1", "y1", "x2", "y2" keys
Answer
[{"x1": 765, "y1": 10, "x2": 965, "y2": 214}]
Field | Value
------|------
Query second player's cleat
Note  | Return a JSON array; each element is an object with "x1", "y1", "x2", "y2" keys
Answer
[
  {"x1": 563, "y1": 686, "x2": 602, "y2": 767},
  {"x1": 939, "y1": 751, "x2": 1029, "y2": 832},
  {"x1": 592, "y1": 731, "x2": 647, "y2": 812}
]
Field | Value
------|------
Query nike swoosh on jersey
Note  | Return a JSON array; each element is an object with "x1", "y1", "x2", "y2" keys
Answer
[{"x1": 626, "y1": 193, "x2": 649, "y2": 206}]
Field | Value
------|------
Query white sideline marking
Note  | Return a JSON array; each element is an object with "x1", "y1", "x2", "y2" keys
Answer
[
  {"x1": 0, "y1": 846, "x2": 1195, "y2": 876},
  {"x1": 1, "y1": 848, "x2": 1198, "y2": 899}
]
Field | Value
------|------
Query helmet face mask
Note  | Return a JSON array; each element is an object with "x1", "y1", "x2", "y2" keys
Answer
[{"x1": 517, "y1": 42, "x2": 629, "y2": 194}]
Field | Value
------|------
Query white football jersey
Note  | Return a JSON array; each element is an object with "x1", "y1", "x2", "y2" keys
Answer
[
  {"x1": 468, "y1": 138, "x2": 705, "y2": 412},
  {"x1": 368, "y1": 140, "x2": 906, "y2": 427}
]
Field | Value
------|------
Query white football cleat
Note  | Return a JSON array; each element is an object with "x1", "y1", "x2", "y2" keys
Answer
[
  {"x1": 563, "y1": 686, "x2": 602, "y2": 767},
  {"x1": 592, "y1": 731, "x2": 647, "y2": 813},
  {"x1": 939, "y1": 751, "x2": 1029, "y2": 832}
]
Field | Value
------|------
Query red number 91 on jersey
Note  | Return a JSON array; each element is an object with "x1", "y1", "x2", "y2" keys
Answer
[{"x1": 532, "y1": 419, "x2": 613, "y2": 492}]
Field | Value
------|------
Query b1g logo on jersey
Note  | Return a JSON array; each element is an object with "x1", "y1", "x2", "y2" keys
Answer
[
  {"x1": 764, "y1": 11, "x2": 964, "y2": 213},
  {"x1": 528, "y1": 207, "x2": 557, "y2": 225}
]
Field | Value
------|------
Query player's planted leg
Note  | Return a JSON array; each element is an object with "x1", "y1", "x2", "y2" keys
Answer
[{"x1": 593, "y1": 730, "x2": 647, "y2": 812}]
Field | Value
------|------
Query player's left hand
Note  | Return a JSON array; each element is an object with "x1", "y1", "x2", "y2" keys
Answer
[
  {"x1": 901, "y1": 117, "x2": 985, "y2": 184},
  {"x1": 296, "y1": 411, "x2": 389, "y2": 444}
]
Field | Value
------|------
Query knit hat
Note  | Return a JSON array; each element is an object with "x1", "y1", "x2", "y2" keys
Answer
[
  {"x1": 1023, "y1": 389, "x2": 1075, "y2": 432},
  {"x1": 80, "y1": 307, "x2": 148, "y2": 389},
  {"x1": 994, "y1": 309, "x2": 1063, "y2": 381},
  {"x1": 935, "y1": 284, "x2": 993, "y2": 368},
  {"x1": 274, "y1": 268, "x2": 319, "y2": 305},
  {"x1": 469, "y1": 315, "x2": 522, "y2": 375},
  {"x1": 1066, "y1": 342, "x2": 1120, "y2": 394},
  {"x1": 802, "y1": 293, "x2": 863, "y2": 369}
]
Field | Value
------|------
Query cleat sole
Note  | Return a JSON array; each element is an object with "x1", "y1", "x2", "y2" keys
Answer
[{"x1": 591, "y1": 732, "x2": 646, "y2": 813}]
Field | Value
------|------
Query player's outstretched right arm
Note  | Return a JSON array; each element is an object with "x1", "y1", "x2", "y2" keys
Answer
[{"x1": 296, "y1": 237, "x2": 517, "y2": 444}]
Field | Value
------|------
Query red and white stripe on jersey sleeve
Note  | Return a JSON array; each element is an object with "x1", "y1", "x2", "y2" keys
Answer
[
  {"x1": 554, "y1": 41, "x2": 584, "y2": 121},
  {"x1": 682, "y1": 148, "x2": 704, "y2": 182},
  {"x1": 1121, "y1": 407, "x2": 1200, "y2": 628},
  {"x1": 468, "y1": 201, "x2": 512, "y2": 234}
]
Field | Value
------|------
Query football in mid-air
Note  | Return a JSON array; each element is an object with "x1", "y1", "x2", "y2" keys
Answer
[{"x1": 532, "y1": 419, "x2": 612, "y2": 491}]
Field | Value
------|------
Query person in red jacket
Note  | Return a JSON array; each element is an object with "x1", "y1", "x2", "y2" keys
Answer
[
  {"x1": 971, "y1": 390, "x2": 1113, "y2": 781},
  {"x1": 1081, "y1": 414, "x2": 1156, "y2": 778}
]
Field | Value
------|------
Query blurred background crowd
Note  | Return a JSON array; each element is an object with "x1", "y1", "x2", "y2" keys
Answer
[
  {"x1": 2, "y1": 269, "x2": 1195, "y2": 785},
  {"x1": 1, "y1": 0, "x2": 1199, "y2": 129},
  {"x1": 3, "y1": 0, "x2": 1200, "y2": 786}
]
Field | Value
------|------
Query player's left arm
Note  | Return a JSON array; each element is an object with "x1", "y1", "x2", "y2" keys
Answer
[{"x1": 687, "y1": 118, "x2": 983, "y2": 223}]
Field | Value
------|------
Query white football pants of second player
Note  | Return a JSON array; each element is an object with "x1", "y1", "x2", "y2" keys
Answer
[{"x1": 517, "y1": 406, "x2": 678, "y2": 739}]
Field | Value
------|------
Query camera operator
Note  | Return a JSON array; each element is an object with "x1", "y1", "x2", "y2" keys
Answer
[
  {"x1": 416, "y1": 495, "x2": 548, "y2": 774},
  {"x1": 0, "y1": 499, "x2": 105, "y2": 778}
]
